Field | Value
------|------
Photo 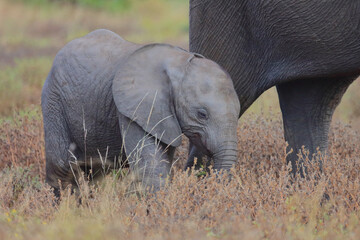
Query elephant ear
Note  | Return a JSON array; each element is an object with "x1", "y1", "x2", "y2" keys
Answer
[{"x1": 112, "y1": 44, "x2": 188, "y2": 147}]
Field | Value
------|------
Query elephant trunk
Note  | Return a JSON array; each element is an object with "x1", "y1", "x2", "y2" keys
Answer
[{"x1": 213, "y1": 141, "x2": 238, "y2": 171}]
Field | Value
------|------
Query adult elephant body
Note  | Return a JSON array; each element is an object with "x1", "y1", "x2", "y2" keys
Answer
[{"x1": 189, "y1": 0, "x2": 360, "y2": 174}]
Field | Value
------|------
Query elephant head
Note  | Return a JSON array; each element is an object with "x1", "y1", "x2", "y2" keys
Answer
[{"x1": 112, "y1": 44, "x2": 240, "y2": 171}]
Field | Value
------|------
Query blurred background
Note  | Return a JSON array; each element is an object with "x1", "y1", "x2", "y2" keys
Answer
[{"x1": 0, "y1": 0, "x2": 359, "y2": 129}]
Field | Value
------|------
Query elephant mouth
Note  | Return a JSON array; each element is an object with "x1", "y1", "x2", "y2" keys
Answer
[{"x1": 187, "y1": 132, "x2": 212, "y2": 157}]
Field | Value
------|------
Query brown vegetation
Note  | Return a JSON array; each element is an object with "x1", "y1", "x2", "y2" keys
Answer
[
  {"x1": 1, "y1": 1, "x2": 360, "y2": 238},
  {"x1": 0, "y1": 111, "x2": 359, "y2": 239}
]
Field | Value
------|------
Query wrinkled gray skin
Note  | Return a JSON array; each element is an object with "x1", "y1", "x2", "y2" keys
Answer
[
  {"x1": 189, "y1": 0, "x2": 360, "y2": 175},
  {"x1": 42, "y1": 29, "x2": 240, "y2": 195}
]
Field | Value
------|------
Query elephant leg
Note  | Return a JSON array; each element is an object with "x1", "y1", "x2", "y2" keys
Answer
[
  {"x1": 276, "y1": 77, "x2": 355, "y2": 176},
  {"x1": 119, "y1": 114, "x2": 174, "y2": 192},
  {"x1": 185, "y1": 143, "x2": 207, "y2": 170},
  {"x1": 43, "y1": 110, "x2": 83, "y2": 198}
]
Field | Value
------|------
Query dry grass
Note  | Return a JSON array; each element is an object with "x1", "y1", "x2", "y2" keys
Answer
[
  {"x1": 1, "y1": 1, "x2": 360, "y2": 238},
  {"x1": 0, "y1": 110, "x2": 360, "y2": 239}
]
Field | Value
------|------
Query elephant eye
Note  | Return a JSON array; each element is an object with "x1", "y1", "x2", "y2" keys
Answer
[{"x1": 197, "y1": 108, "x2": 208, "y2": 120}]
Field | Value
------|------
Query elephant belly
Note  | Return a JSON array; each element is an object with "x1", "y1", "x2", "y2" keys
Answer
[{"x1": 66, "y1": 99, "x2": 124, "y2": 167}]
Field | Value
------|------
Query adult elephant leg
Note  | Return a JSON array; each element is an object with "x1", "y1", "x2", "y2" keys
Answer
[
  {"x1": 277, "y1": 78, "x2": 355, "y2": 176},
  {"x1": 119, "y1": 114, "x2": 173, "y2": 192}
]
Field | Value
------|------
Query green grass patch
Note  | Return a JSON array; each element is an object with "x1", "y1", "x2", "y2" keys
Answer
[
  {"x1": 12, "y1": 0, "x2": 133, "y2": 12},
  {"x1": 12, "y1": 57, "x2": 52, "y2": 88},
  {"x1": 0, "y1": 57, "x2": 53, "y2": 116},
  {"x1": 1, "y1": 34, "x2": 52, "y2": 48},
  {"x1": 75, "y1": 0, "x2": 132, "y2": 12},
  {"x1": 126, "y1": 0, "x2": 188, "y2": 44}
]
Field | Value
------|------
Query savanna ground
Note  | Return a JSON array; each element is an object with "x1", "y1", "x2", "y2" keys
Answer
[{"x1": 0, "y1": 0, "x2": 360, "y2": 239}]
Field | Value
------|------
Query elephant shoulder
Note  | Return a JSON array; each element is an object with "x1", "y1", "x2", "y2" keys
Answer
[
  {"x1": 55, "y1": 29, "x2": 135, "y2": 66},
  {"x1": 56, "y1": 29, "x2": 126, "y2": 62},
  {"x1": 83, "y1": 29, "x2": 125, "y2": 42},
  {"x1": 50, "y1": 29, "x2": 139, "y2": 85}
]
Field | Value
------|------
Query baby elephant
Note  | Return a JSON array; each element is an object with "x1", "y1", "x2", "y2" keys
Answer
[{"x1": 42, "y1": 29, "x2": 240, "y2": 194}]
